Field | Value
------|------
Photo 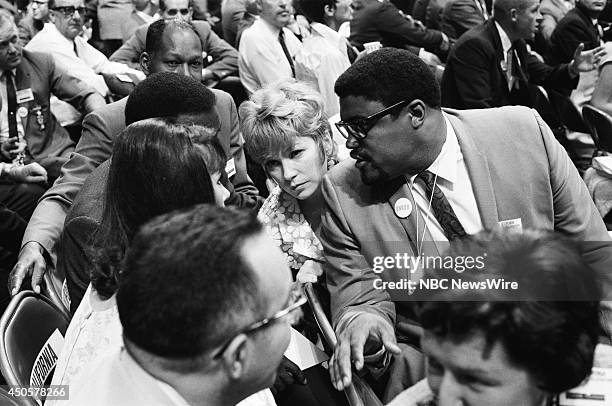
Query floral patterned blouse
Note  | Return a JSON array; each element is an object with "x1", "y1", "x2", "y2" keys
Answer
[{"x1": 258, "y1": 185, "x2": 325, "y2": 270}]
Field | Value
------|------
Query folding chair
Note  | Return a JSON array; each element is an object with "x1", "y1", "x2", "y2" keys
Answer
[
  {"x1": 583, "y1": 105, "x2": 612, "y2": 154},
  {"x1": 304, "y1": 283, "x2": 384, "y2": 406},
  {"x1": 0, "y1": 292, "x2": 69, "y2": 406}
]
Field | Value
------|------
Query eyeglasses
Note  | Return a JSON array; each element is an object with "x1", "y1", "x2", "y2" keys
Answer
[
  {"x1": 52, "y1": 6, "x2": 86, "y2": 17},
  {"x1": 32, "y1": 0, "x2": 49, "y2": 6},
  {"x1": 335, "y1": 100, "x2": 409, "y2": 141},
  {"x1": 212, "y1": 289, "x2": 307, "y2": 359},
  {"x1": 165, "y1": 7, "x2": 190, "y2": 16}
]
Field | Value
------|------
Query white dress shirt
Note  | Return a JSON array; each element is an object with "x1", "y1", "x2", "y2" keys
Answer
[
  {"x1": 25, "y1": 23, "x2": 141, "y2": 125},
  {"x1": 407, "y1": 114, "x2": 483, "y2": 243},
  {"x1": 238, "y1": 18, "x2": 302, "y2": 94},
  {"x1": 0, "y1": 70, "x2": 25, "y2": 140}
]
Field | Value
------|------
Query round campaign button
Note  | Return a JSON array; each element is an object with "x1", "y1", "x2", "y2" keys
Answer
[
  {"x1": 394, "y1": 198, "x2": 412, "y2": 218},
  {"x1": 17, "y1": 107, "x2": 28, "y2": 118}
]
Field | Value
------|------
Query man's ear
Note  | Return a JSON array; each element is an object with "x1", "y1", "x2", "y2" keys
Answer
[
  {"x1": 222, "y1": 334, "x2": 249, "y2": 380},
  {"x1": 408, "y1": 100, "x2": 426, "y2": 129},
  {"x1": 140, "y1": 52, "x2": 151, "y2": 75},
  {"x1": 510, "y1": 8, "x2": 518, "y2": 22},
  {"x1": 49, "y1": 11, "x2": 56, "y2": 23},
  {"x1": 323, "y1": 4, "x2": 335, "y2": 17}
]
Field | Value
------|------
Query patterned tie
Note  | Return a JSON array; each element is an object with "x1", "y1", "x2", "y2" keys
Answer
[
  {"x1": 414, "y1": 170, "x2": 467, "y2": 241},
  {"x1": 5, "y1": 71, "x2": 18, "y2": 140},
  {"x1": 278, "y1": 29, "x2": 296, "y2": 78}
]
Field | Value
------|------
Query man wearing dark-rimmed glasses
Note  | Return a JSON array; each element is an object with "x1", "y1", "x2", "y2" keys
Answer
[
  {"x1": 321, "y1": 47, "x2": 612, "y2": 401},
  {"x1": 65, "y1": 204, "x2": 296, "y2": 406}
]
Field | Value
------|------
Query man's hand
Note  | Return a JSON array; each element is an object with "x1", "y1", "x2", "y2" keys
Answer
[
  {"x1": 329, "y1": 312, "x2": 401, "y2": 391},
  {"x1": 271, "y1": 356, "x2": 307, "y2": 395},
  {"x1": 0, "y1": 137, "x2": 19, "y2": 161},
  {"x1": 570, "y1": 43, "x2": 606, "y2": 75},
  {"x1": 9, "y1": 241, "x2": 48, "y2": 295},
  {"x1": 10, "y1": 162, "x2": 47, "y2": 184}
]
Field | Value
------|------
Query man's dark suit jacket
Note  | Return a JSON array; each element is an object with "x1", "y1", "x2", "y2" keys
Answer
[
  {"x1": 550, "y1": 4, "x2": 604, "y2": 64},
  {"x1": 57, "y1": 161, "x2": 107, "y2": 313},
  {"x1": 441, "y1": 19, "x2": 577, "y2": 109},
  {"x1": 8, "y1": 50, "x2": 102, "y2": 175},
  {"x1": 109, "y1": 20, "x2": 239, "y2": 81},
  {"x1": 441, "y1": 0, "x2": 486, "y2": 39},
  {"x1": 350, "y1": 0, "x2": 443, "y2": 53}
]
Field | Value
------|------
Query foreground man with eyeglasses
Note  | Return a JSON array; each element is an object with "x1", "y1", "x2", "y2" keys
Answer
[
  {"x1": 320, "y1": 47, "x2": 612, "y2": 402},
  {"x1": 64, "y1": 204, "x2": 296, "y2": 406}
]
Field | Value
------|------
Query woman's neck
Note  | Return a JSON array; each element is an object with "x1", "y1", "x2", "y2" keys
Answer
[{"x1": 298, "y1": 187, "x2": 324, "y2": 232}]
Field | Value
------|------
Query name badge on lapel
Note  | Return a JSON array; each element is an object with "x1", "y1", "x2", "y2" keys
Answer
[
  {"x1": 225, "y1": 158, "x2": 236, "y2": 178},
  {"x1": 16, "y1": 88, "x2": 34, "y2": 104},
  {"x1": 498, "y1": 218, "x2": 522, "y2": 233},
  {"x1": 31, "y1": 105, "x2": 45, "y2": 131}
]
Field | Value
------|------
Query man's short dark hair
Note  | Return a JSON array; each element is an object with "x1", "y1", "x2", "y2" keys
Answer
[
  {"x1": 295, "y1": 0, "x2": 335, "y2": 24},
  {"x1": 117, "y1": 204, "x2": 267, "y2": 362},
  {"x1": 145, "y1": 19, "x2": 200, "y2": 55},
  {"x1": 125, "y1": 72, "x2": 215, "y2": 125},
  {"x1": 335, "y1": 48, "x2": 441, "y2": 109},
  {"x1": 418, "y1": 230, "x2": 604, "y2": 394}
]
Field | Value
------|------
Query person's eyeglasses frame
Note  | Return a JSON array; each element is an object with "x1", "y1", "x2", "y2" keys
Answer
[
  {"x1": 32, "y1": 0, "x2": 49, "y2": 6},
  {"x1": 165, "y1": 7, "x2": 191, "y2": 16},
  {"x1": 212, "y1": 291, "x2": 307, "y2": 360},
  {"x1": 51, "y1": 5, "x2": 86, "y2": 17},
  {"x1": 335, "y1": 99, "x2": 410, "y2": 141}
]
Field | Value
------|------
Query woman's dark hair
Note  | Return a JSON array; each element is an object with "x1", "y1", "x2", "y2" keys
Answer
[
  {"x1": 91, "y1": 118, "x2": 224, "y2": 299},
  {"x1": 418, "y1": 230, "x2": 604, "y2": 394}
]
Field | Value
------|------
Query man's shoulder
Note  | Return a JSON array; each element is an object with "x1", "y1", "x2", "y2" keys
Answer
[
  {"x1": 19, "y1": 49, "x2": 53, "y2": 69},
  {"x1": 192, "y1": 20, "x2": 213, "y2": 36},
  {"x1": 85, "y1": 97, "x2": 127, "y2": 126},
  {"x1": 326, "y1": 159, "x2": 372, "y2": 197},
  {"x1": 211, "y1": 88, "x2": 233, "y2": 110}
]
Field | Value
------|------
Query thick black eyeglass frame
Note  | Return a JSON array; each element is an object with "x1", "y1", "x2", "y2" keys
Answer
[
  {"x1": 212, "y1": 291, "x2": 307, "y2": 359},
  {"x1": 166, "y1": 7, "x2": 191, "y2": 15},
  {"x1": 52, "y1": 6, "x2": 86, "y2": 16},
  {"x1": 335, "y1": 99, "x2": 409, "y2": 141}
]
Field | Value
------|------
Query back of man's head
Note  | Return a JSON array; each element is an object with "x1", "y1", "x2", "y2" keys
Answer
[
  {"x1": 335, "y1": 47, "x2": 441, "y2": 108},
  {"x1": 296, "y1": 0, "x2": 333, "y2": 24},
  {"x1": 124, "y1": 72, "x2": 216, "y2": 125},
  {"x1": 493, "y1": 0, "x2": 532, "y2": 21},
  {"x1": 145, "y1": 18, "x2": 199, "y2": 55},
  {"x1": 117, "y1": 204, "x2": 266, "y2": 362}
]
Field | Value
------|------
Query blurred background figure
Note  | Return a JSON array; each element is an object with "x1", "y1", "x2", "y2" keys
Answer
[
  {"x1": 18, "y1": 0, "x2": 50, "y2": 46},
  {"x1": 120, "y1": 0, "x2": 158, "y2": 42}
]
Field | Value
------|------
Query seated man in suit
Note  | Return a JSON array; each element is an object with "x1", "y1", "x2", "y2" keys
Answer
[
  {"x1": 322, "y1": 48, "x2": 612, "y2": 400},
  {"x1": 9, "y1": 19, "x2": 261, "y2": 297},
  {"x1": 66, "y1": 204, "x2": 294, "y2": 406},
  {"x1": 349, "y1": 0, "x2": 449, "y2": 59},
  {"x1": 110, "y1": 0, "x2": 239, "y2": 86},
  {"x1": 0, "y1": 14, "x2": 105, "y2": 180},
  {"x1": 441, "y1": 0, "x2": 598, "y2": 109}
]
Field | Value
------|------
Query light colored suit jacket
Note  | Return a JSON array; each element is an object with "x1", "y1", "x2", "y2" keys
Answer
[{"x1": 320, "y1": 106, "x2": 612, "y2": 335}]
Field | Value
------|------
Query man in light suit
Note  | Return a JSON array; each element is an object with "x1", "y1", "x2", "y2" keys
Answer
[
  {"x1": 323, "y1": 48, "x2": 612, "y2": 399},
  {"x1": 9, "y1": 19, "x2": 261, "y2": 296}
]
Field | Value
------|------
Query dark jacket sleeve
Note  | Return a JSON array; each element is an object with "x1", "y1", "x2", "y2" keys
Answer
[
  {"x1": 376, "y1": 2, "x2": 443, "y2": 50},
  {"x1": 109, "y1": 26, "x2": 145, "y2": 69},
  {"x1": 550, "y1": 17, "x2": 598, "y2": 64}
]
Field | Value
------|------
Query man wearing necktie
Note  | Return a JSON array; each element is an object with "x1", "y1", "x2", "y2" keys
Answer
[
  {"x1": 441, "y1": 0, "x2": 602, "y2": 109},
  {"x1": 238, "y1": 0, "x2": 302, "y2": 94},
  {"x1": 321, "y1": 48, "x2": 612, "y2": 400},
  {"x1": 0, "y1": 14, "x2": 105, "y2": 181}
]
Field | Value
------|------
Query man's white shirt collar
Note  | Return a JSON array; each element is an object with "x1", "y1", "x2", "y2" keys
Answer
[
  {"x1": 494, "y1": 21, "x2": 513, "y2": 58},
  {"x1": 409, "y1": 114, "x2": 459, "y2": 185}
]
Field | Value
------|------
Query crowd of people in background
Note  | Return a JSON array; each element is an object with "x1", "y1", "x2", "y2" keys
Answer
[{"x1": 0, "y1": 0, "x2": 612, "y2": 404}]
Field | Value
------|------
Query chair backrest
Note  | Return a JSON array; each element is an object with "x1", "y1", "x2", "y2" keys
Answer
[
  {"x1": 583, "y1": 104, "x2": 612, "y2": 153},
  {"x1": 0, "y1": 292, "x2": 69, "y2": 406},
  {"x1": 548, "y1": 90, "x2": 589, "y2": 134}
]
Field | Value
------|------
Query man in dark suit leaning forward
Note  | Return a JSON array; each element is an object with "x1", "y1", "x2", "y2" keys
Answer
[
  {"x1": 9, "y1": 18, "x2": 261, "y2": 296},
  {"x1": 323, "y1": 48, "x2": 612, "y2": 400}
]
